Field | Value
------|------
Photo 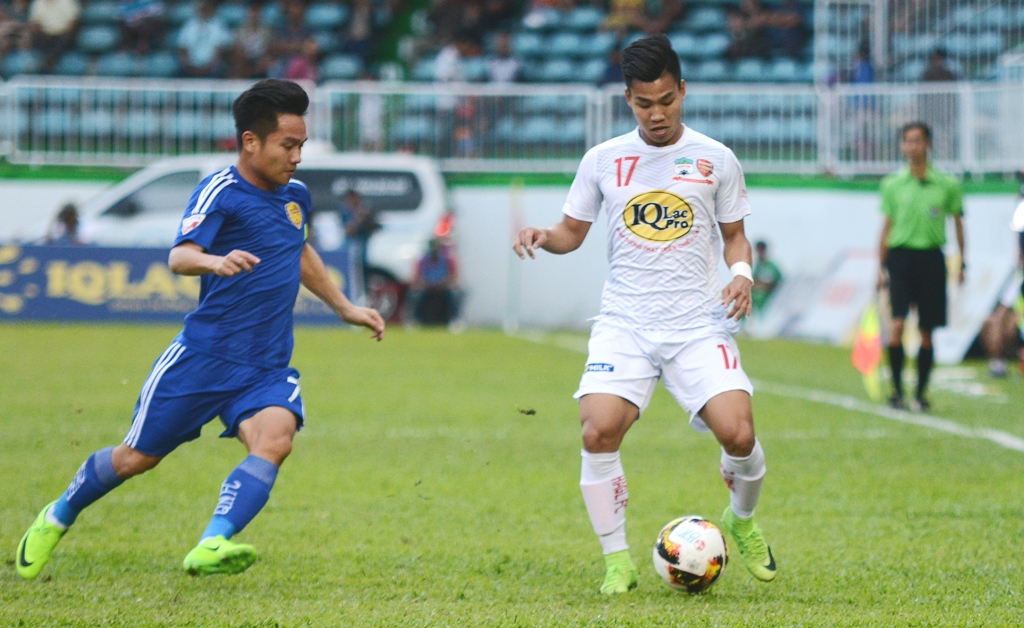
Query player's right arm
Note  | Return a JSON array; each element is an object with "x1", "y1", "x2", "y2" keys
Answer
[
  {"x1": 513, "y1": 145, "x2": 600, "y2": 259},
  {"x1": 513, "y1": 216, "x2": 592, "y2": 259},
  {"x1": 168, "y1": 242, "x2": 260, "y2": 277}
]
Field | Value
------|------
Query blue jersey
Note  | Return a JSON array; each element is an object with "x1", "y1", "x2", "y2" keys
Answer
[{"x1": 173, "y1": 166, "x2": 310, "y2": 369}]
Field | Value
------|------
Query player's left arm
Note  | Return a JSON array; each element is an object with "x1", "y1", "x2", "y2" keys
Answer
[
  {"x1": 300, "y1": 243, "x2": 385, "y2": 341},
  {"x1": 719, "y1": 219, "x2": 754, "y2": 321}
]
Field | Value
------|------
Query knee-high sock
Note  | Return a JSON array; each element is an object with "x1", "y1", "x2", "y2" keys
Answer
[
  {"x1": 200, "y1": 455, "x2": 279, "y2": 542},
  {"x1": 48, "y1": 446, "x2": 125, "y2": 529},
  {"x1": 916, "y1": 345, "x2": 934, "y2": 399},
  {"x1": 579, "y1": 450, "x2": 629, "y2": 555},
  {"x1": 888, "y1": 345, "x2": 905, "y2": 396},
  {"x1": 720, "y1": 439, "x2": 766, "y2": 519}
]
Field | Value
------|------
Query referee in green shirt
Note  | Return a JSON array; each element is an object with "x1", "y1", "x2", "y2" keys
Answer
[{"x1": 878, "y1": 122, "x2": 965, "y2": 411}]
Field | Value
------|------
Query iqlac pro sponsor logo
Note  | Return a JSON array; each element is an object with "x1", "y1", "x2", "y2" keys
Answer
[
  {"x1": 585, "y1": 363, "x2": 615, "y2": 372},
  {"x1": 622, "y1": 190, "x2": 694, "y2": 242}
]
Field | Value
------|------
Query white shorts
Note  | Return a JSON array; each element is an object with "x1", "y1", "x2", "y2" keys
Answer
[{"x1": 574, "y1": 319, "x2": 753, "y2": 432}]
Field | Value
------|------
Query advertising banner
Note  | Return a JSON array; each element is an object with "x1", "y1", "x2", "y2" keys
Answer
[{"x1": 0, "y1": 244, "x2": 359, "y2": 324}]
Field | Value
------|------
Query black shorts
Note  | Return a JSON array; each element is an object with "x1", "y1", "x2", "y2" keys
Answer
[{"x1": 886, "y1": 247, "x2": 947, "y2": 330}]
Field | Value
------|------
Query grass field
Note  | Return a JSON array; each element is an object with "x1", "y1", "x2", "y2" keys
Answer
[{"x1": 3, "y1": 324, "x2": 1024, "y2": 627}]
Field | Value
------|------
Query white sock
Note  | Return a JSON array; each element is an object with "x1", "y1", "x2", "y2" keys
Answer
[
  {"x1": 44, "y1": 505, "x2": 69, "y2": 531},
  {"x1": 720, "y1": 439, "x2": 766, "y2": 519},
  {"x1": 580, "y1": 450, "x2": 629, "y2": 555}
]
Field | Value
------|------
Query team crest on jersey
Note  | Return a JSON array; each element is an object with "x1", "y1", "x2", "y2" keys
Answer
[
  {"x1": 285, "y1": 202, "x2": 303, "y2": 229},
  {"x1": 181, "y1": 214, "x2": 206, "y2": 235},
  {"x1": 674, "y1": 157, "x2": 695, "y2": 176},
  {"x1": 623, "y1": 190, "x2": 694, "y2": 242},
  {"x1": 697, "y1": 159, "x2": 713, "y2": 177}
]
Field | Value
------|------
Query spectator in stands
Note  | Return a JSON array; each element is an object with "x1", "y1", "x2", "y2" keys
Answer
[
  {"x1": 0, "y1": 0, "x2": 32, "y2": 58},
  {"x1": 850, "y1": 45, "x2": 875, "y2": 83},
  {"x1": 45, "y1": 203, "x2": 84, "y2": 246},
  {"x1": 726, "y1": 0, "x2": 768, "y2": 60},
  {"x1": 922, "y1": 47, "x2": 956, "y2": 82},
  {"x1": 983, "y1": 272, "x2": 1023, "y2": 378},
  {"x1": 751, "y1": 240, "x2": 782, "y2": 312},
  {"x1": 118, "y1": 0, "x2": 165, "y2": 56},
  {"x1": 435, "y1": 34, "x2": 479, "y2": 83},
  {"x1": 28, "y1": 0, "x2": 80, "y2": 72},
  {"x1": 764, "y1": 0, "x2": 808, "y2": 58},
  {"x1": 410, "y1": 238, "x2": 460, "y2": 326},
  {"x1": 270, "y1": 0, "x2": 311, "y2": 73},
  {"x1": 523, "y1": 0, "x2": 573, "y2": 31},
  {"x1": 483, "y1": 0, "x2": 517, "y2": 29},
  {"x1": 428, "y1": 0, "x2": 472, "y2": 46},
  {"x1": 339, "y1": 189, "x2": 381, "y2": 289},
  {"x1": 598, "y1": 46, "x2": 624, "y2": 86},
  {"x1": 344, "y1": 0, "x2": 375, "y2": 66},
  {"x1": 177, "y1": 0, "x2": 231, "y2": 77},
  {"x1": 228, "y1": 4, "x2": 272, "y2": 79},
  {"x1": 486, "y1": 32, "x2": 521, "y2": 83},
  {"x1": 283, "y1": 38, "x2": 319, "y2": 82},
  {"x1": 604, "y1": 0, "x2": 682, "y2": 36}
]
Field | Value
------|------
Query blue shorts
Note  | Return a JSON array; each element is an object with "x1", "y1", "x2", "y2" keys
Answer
[{"x1": 123, "y1": 340, "x2": 305, "y2": 456}]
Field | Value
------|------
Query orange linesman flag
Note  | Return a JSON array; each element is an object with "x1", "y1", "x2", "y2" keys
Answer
[{"x1": 851, "y1": 302, "x2": 883, "y2": 401}]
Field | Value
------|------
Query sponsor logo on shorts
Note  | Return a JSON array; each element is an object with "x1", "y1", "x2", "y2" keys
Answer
[
  {"x1": 697, "y1": 159, "x2": 713, "y2": 177},
  {"x1": 285, "y1": 202, "x2": 303, "y2": 229},
  {"x1": 585, "y1": 362, "x2": 615, "y2": 372},
  {"x1": 181, "y1": 214, "x2": 206, "y2": 235},
  {"x1": 622, "y1": 190, "x2": 694, "y2": 242},
  {"x1": 674, "y1": 157, "x2": 695, "y2": 176}
]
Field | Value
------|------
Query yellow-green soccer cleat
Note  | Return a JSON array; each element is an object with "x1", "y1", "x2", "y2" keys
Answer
[
  {"x1": 721, "y1": 507, "x2": 776, "y2": 582},
  {"x1": 599, "y1": 549, "x2": 639, "y2": 594},
  {"x1": 16, "y1": 500, "x2": 67, "y2": 580},
  {"x1": 182, "y1": 536, "x2": 258, "y2": 576}
]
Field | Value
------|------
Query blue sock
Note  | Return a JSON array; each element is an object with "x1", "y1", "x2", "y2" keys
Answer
[
  {"x1": 50, "y1": 447, "x2": 125, "y2": 528},
  {"x1": 200, "y1": 455, "x2": 278, "y2": 542}
]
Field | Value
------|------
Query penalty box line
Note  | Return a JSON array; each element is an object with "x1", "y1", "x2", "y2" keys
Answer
[{"x1": 512, "y1": 332, "x2": 1024, "y2": 455}]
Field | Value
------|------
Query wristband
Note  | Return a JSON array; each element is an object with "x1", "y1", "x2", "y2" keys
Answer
[{"x1": 730, "y1": 261, "x2": 753, "y2": 282}]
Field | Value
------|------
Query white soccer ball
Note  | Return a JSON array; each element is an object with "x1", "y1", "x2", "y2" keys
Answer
[{"x1": 652, "y1": 516, "x2": 728, "y2": 593}]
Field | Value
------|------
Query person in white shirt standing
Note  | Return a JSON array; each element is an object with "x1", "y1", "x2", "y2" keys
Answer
[{"x1": 513, "y1": 34, "x2": 776, "y2": 594}]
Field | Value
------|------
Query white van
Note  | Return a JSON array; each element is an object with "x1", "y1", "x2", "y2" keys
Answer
[{"x1": 71, "y1": 151, "x2": 453, "y2": 320}]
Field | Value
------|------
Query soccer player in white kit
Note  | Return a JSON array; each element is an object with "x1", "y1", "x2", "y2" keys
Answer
[{"x1": 513, "y1": 35, "x2": 776, "y2": 594}]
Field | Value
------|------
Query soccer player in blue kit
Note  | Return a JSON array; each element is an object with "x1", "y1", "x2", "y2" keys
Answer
[{"x1": 16, "y1": 79, "x2": 385, "y2": 579}]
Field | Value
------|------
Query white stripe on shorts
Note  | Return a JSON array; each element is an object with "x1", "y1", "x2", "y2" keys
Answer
[{"x1": 125, "y1": 343, "x2": 186, "y2": 448}]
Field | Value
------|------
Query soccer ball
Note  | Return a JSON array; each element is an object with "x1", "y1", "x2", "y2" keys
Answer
[{"x1": 652, "y1": 516, "x2": 728, "y2": 593}]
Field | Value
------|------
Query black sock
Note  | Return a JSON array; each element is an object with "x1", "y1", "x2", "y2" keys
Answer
[
  {"x1": 917, "y1": 346, "x2": 934, "y2": 400},
  {"x1": 888, "y1": 345, "x2": 905, "y2": 396}
]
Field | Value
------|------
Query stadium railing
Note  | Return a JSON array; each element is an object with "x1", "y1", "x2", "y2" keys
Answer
[{"x1": 2, "y1": 76, "x2": 1024, "y2": 176}]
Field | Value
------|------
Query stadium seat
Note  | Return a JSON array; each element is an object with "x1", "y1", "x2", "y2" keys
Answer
[
  {"x1": 213, "y1": 114, "x2": 236, "y2": 139},
  {"x1": 547, "y1": 32, "x2": 585, "y2": 58},
  {"x1": 684, "y1": 7, "x2": 728, "y2": 32},
  {"x1": 892, "y1": 59, "x2": 928, "y2": 81},
  {"x1": 96, "y1": 52, "x2": 138, "y2": 77},
  {"x1": 80, "y1": 110, "x2": 116, "y2": 135},
  {"x1": 305, "y1": 2, "x2": 349, "y2": 30},
  {"x1": 521, "y1": 8, "x2": 563, "y2": 31},
  {"x1": 669, "y1": 32, "x2": 700, "y2": 58},
  {"x1": 217, "y1": 3, "x2": 248, "y2": 28},
  {"x1": 695, "y1": 32, "x2": 731, "y2": 58},
  {"x1": 171, "y1": 111, "x2": 209, "y2": 138},
  {"x1": 312, "y1": 31, "x2": 342, "y2": 55},
  {"x1": 392, "y1": 116, "x2": 434, "y2": 143},
  {"x1": 622, "y1": 31, "x2": 647, "y2": 48},
  {"x1": 947, "y1": 31, "x2": 1004, "y2": 57},
  {"x1": 140, "y1": 51, "x2": 180, "y2": 77},
  {"x1": 766, "y1": 58, "x2": 800, "y2": 82},
  {"x1": 1011, "y1": 6, "x2": 1024, "y2": 28},
  {"x1": 718, "y1": 117, "x2": 746, "y2": 142},
  {"x1": 492, "y1": 117, "x2": 515, "y2": 143},
  {"x1": 520, "y1": 94, "x2": 586, "y2": 115},
  {"x1": 1, "y1": 50, "x2": 42, "y2": 78},
  {"x1": 320, "y1": 54, "x2": 363, "y2": 81},
  {"x1": 787, "y1": 117, "x2": 817, "y2": 144},
  {"x1": 168, "y1": 2, "x2": 195, "y2": 26},
  {"x1": 511, "y1": 32, "x2": 544, "y2": 58},
  {"x1": 462, "y1": 57, "x2": 488, "y2": 82},
  {"x1": 82, "y1": 0, "x2": 120, "y2": 24},
  {"x1": 578, "y1": 58, "x2": 606, "y2": 83},
  {"x1": 516, "y1": 116, "x2": 559, "y2": 144},
  {"x1": 979, "y1": 5, "x2": 1009, "y2": 29},
  {"x1": 536, "y1": 58, "x2": 575, "y2": 82},
  {"x1": 53, "y1": 52, "x2": 90, "y2": 76},
  {"x1": 563, "y1": 6, "x2": 605, "y2": 32},
  {"x1": 76, "y1": 25, "x2": 121, "y2": 54},
  {"x1": 755, "y1": 117, "x2": 786, "y2": 143},
  {"x1": 733, "y1": 58, "x2": 765, "y2": 82},
  {"x1": 829, "y1": 5, "x2": 866, "y2": 31},
  {"x1": 125, "y1": 110, "x2": 161, "y2": 136},
  {"x1": 402, "y1": 93, "x2": 437, "y2": 113},
  {"x1": 410, "y1": 58, "x2": 436, "y2": 81},
  {"x1": 261, "y1": 3, "x2": 284, "y2": 29},
  {"x1": 580, "y1": 31, "x2": 616, "y2": 58},
  {"x1": 822, "y1": 36, "x2": 858, "y2": 57},
  {"x1": 556, "y1": 116, "x2": 587, "y2": 144},
  {"x1": 38, "y1": 108, "x2": 78, "y2": 135},
  {"x1": 691, "y1": 59, "x2": 730, "y2": 82}
]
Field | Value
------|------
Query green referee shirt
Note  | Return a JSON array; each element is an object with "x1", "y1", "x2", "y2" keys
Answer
[{"x1": 880, "y1": 165, "x2": 963, "y2": 249}]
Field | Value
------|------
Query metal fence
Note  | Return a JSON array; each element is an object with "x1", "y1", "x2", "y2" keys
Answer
[{"x1": 2, "y1": 76, "x2": 1024, "y2": 176}]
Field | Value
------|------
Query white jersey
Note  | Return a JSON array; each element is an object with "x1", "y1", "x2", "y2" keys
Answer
[{"x1": 563, "y1": 125, "x2": 751, "y2": 331}]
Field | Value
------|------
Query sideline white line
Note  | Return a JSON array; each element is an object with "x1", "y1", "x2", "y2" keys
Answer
[{"x1": 514, "y1": 332, "x2": 1024, "y2": 455}]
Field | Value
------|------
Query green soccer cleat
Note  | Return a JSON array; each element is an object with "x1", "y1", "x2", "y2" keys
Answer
[
  {"x1": 599, "y1": 549, "x2": 638, "y2": 595},
  {"x1": 721, "y1": 507, "x2": 776, "y2": 582},
  {"x1": 16, "y1": 500, "x2": 67, "y2": 580},
  {"x1": 182, "y1": 536, "x2": 258, "y2": 577}
]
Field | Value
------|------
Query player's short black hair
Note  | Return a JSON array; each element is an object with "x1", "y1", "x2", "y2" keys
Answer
[
  {"x1": 620, "y1": 34, "x2": 681, "y2": 87},
  {"x1": 232, "y1": 79, "x2": 309, "y2": 148},
  {"x1": 900, "y1": 121, "x2": 932, "y2": 143}
]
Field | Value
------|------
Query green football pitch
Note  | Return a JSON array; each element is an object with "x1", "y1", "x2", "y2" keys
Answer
[{"x1": 2, "y1": 324, "x2": 1024, "y2": 627}]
